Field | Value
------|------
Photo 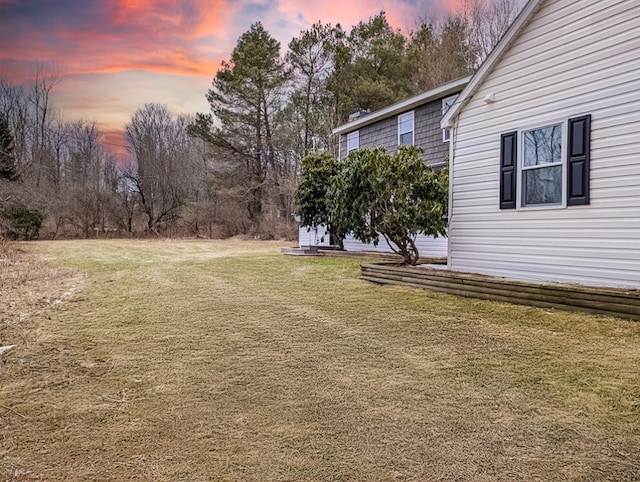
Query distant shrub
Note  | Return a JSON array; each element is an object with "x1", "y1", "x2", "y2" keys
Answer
[{"x1": 1, "y1": 202, "x2": 45, "y2": 240}]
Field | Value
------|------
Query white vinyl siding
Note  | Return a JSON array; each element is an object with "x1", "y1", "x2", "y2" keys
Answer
[
  {"x1": 449, "y1": 0, "x2": 640, "y2": 288},
  {"x1": 343, "y1": 234, "x2": 448, "y2": 259},
  {"x1": 298, "y1": 224, "x2": 330, "y2": 248}
]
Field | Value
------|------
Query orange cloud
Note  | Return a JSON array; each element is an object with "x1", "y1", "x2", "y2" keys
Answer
[
  {"x1": 277, "y1": 0, "x2": 458, "y2": 33},
  {"x1": 109, "y1": 0, "x2": 233, "y2": 37},
  {"x1": 102, "y1": 128, "x2": 129, "y2": 159},
  {"x1": 1, "y1": 0, "x2": 238, "y2": 83}
]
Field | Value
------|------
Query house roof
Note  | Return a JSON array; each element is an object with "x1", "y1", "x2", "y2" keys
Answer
[
  {"x1": 332, "y1": 75, "x2": 472, "y2": 135},
  {"x1": 441, "y1": 0, "x2": 545, "y2": 128}
]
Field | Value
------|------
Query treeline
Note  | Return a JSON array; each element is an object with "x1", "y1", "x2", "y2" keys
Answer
[{"x1": 0, "y1": 1, "x2": 517, "y2": 240}]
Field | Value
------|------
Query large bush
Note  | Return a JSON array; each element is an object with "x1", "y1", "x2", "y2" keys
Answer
[
  {"x1": 295, "y1": 151, "x2": 347, "y2": 249},
  {"x1": 1, "y1": 202, "x2": 45, "y2": 240},
  {"x1": 0, "y1": 180, "x2": 46, "y2": 241},
  {"x1": 327, "y1": 146, "x2": 448, "y2": 265}
]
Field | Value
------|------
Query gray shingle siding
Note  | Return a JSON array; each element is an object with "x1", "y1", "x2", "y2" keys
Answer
[
  {"x1": 338, "y1": 96, "x2": 453, "y2": 167},
  {"x1": 359, "y1": 116, "x2": 397, "y2": 153},
  {"x1": 415, "y1": 100, "x2": 449, "y2": 166}
]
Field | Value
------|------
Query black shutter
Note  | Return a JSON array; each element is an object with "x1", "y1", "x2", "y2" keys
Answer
[
  {"x1": 500, "y1": 131, "x2": 517, "y2": 209},
  {"x1": 567, "y1": 114, "x2": 591, "y2": 206}
]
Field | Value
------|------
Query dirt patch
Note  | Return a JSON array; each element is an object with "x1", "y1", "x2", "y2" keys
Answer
[
  {"x1": 0, "y1": 238, "x2": 81, "y2": 347},
  {"x1": 0, "y1": 240, "x2": 82, "y2": 374}
]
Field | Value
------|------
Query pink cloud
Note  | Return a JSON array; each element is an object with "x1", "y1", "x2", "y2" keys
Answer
[
  {"x1": 102, "y1": 128, "x2": 129, "y2": 159},
  {"x1": 1, "y1": 0, "x2": 239, "y2": 82},
  {"x1": 1, "y1": 0, "x2": 465, "y2": 157},
  {"x1": 277, "y1": 0, "x2": 457, "y2": 33}
]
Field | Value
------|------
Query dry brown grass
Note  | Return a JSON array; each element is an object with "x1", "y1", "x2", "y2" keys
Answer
[
  {"x1": 0, "y1": 238, "x2": 80, "y2": 349},
  {"x1": 1, "y1": 239, "x2": 639, "y2": 481}
]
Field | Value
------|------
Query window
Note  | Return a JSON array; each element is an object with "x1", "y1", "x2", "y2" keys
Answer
[
  {"x1": 522, "y1": 124, "x2": 563, "y2": 206},
  {"x1": 398, "y1": 111, "x2": 414, "y2": 146},
  {"x1": 442, "y1": 95, "x2": 458, "y2": 142},
  {"x1": 499, "y1": 115, "x2": 591, "y2": 210},
  {"x1": 346, "y1": 131, "x2": 359, "y2": 153}
]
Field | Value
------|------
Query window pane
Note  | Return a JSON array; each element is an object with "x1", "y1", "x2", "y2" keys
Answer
[
  {"x1": 442, "y1": 95, "x2": 458, "y2": 115},
  {"x1": 523, "y1": 165, "x2": 562, "y2": 205},
  {"x1": 524, "y1": 124, "x2": 561, "y2": 166},
  {"x1": 347, "y1": 132, "x2": 358, "y2": 152},
  {"x1": 399, "y1": 131, "x2": 413, "y2": 145},
  {"x1": 399, "y1": 113, "x2": 413, "y2": 134}
]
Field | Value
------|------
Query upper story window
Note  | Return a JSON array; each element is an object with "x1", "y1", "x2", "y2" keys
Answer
[
  {"x1": 522, "y1": 124, "x2": 563, "y2": 206},
  {"x1": 442, "y1": 95, "x2": 458, "y2": 142},
  {"x1": 346, "y1": 131, "x2": 359, "y2": 154},
  {"x1": 398, "y1": 111, "x2": 414, "y2": 146}
]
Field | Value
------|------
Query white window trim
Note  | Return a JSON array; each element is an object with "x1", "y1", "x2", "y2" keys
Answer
[
  {"x1": 397, "y1": 111, "x2": 415, "y2": 146},
  {"x1": 346, "y1": 130, "x2": 359, "y2": 154},
  {"x1": 516, "y1": 120, "x2": 568, "y2": 211},
  {"x1": 442, "y1": 95, "x2": 458, "y2": 142}
]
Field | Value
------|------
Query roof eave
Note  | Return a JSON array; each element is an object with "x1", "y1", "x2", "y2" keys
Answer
[{"x1": 333, "y1": 75, "x2": 472, "y2": 135}]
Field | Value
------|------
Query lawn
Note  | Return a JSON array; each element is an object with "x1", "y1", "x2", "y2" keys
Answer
[{"x1": 1, "y1": 239, "x2": 639, "y2": 481}]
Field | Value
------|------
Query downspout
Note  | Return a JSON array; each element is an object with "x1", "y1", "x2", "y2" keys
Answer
[{"x1": 447, "y1": 117, "x2": 457, "y2": 270}]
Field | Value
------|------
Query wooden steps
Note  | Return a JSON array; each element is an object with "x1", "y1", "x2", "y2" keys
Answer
[
  {"x1": 281, "y1": 246, "x2": 322, "y2": 256},
  {"x1": 361, "y1": 263, "x2": 640, "y2": 321},
  {"x1": 319, "y1": 249, "x2": 447, "y2": 264}
]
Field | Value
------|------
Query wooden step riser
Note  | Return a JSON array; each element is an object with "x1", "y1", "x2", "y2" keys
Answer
[
  {"x1": 363, "y1": 264, "x2": 639, "y2": 302},
  {"x1": 361, "y1": 267, "x2": 640, "y2": 310},
  {"x1": 360, "y1": 266, "x2": 640, "y2": 322}
]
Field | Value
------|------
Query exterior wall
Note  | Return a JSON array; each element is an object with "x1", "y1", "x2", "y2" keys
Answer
[
  {"x1": 343, "y1": 234, "x2": 448, "y2": 258},
  {"x1": 298, "y1": 224, "x2": 330, "y2": 248},
  {"x1": 334, "y1": 97, "x2": 457, "y2": 255},
  {"x1": 449, "y1": 0, "x2": 640, "y2": 288},
  {"x1": 359, "y1": 115, "x2": 397, "y2": 154},
  {"x1": 335, "y1": 98, "x2": 454, "y2": 256},
  {"x1": 414, "y1": 101, "x2": 449, "y2": 167},
  {"x1": 338, "y1": 98, "x2": 451, "y2": 167},
  {"x1": 298, "y1": 225, "x2": 447, "y2": 257}
]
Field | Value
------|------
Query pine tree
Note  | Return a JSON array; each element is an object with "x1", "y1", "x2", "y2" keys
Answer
[
  {"x1": 0, "y1": 115, "x2": 19, "y2": 181},
  {"x1": 201, "y1": 22, "x2": 287, "y2": 223},
  {"x1": 327, "y1": 12, "x2": 412, "y2": 122}
]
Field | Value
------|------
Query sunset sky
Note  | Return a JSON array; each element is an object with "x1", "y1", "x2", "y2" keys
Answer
[{"x1": 0, "y1": 0, "x2": 463, "y2": 156}]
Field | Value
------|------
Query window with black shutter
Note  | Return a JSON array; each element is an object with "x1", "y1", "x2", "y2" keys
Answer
[{"x1": 499, "y1": 116, "x2": 591, "y2": 210}]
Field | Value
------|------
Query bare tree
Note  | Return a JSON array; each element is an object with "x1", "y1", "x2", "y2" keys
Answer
[
  {"x1": 125, "y1": 103, "x2": 194, "y2": 234},
  {"x1": 112, "y1": 161, "x2": 140, "y2": 235},
  {"x1": 62, "y1": 120, "x2": 107, "y2": 237},
  {"x1": 458, "y1": 0, "x2": 521, "y2": 66},
  {"x1": 408, "y1": 16, "x2": 476, "y2": 92},
  {"x1": 25, "y1": 63, "x2": 65, "y2": 188}
]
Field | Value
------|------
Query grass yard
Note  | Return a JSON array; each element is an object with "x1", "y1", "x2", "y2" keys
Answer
[{"x1": 1, "y1": 239, "x2": 640, "y2": 481}]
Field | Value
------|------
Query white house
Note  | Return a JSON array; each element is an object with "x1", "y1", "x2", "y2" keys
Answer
[
  {"x1": 297, "y1": 220, "x2": 330, "y2": 249},
  {"x1": 442, "y1": 0, "x2": 640, "y2": 288}
]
